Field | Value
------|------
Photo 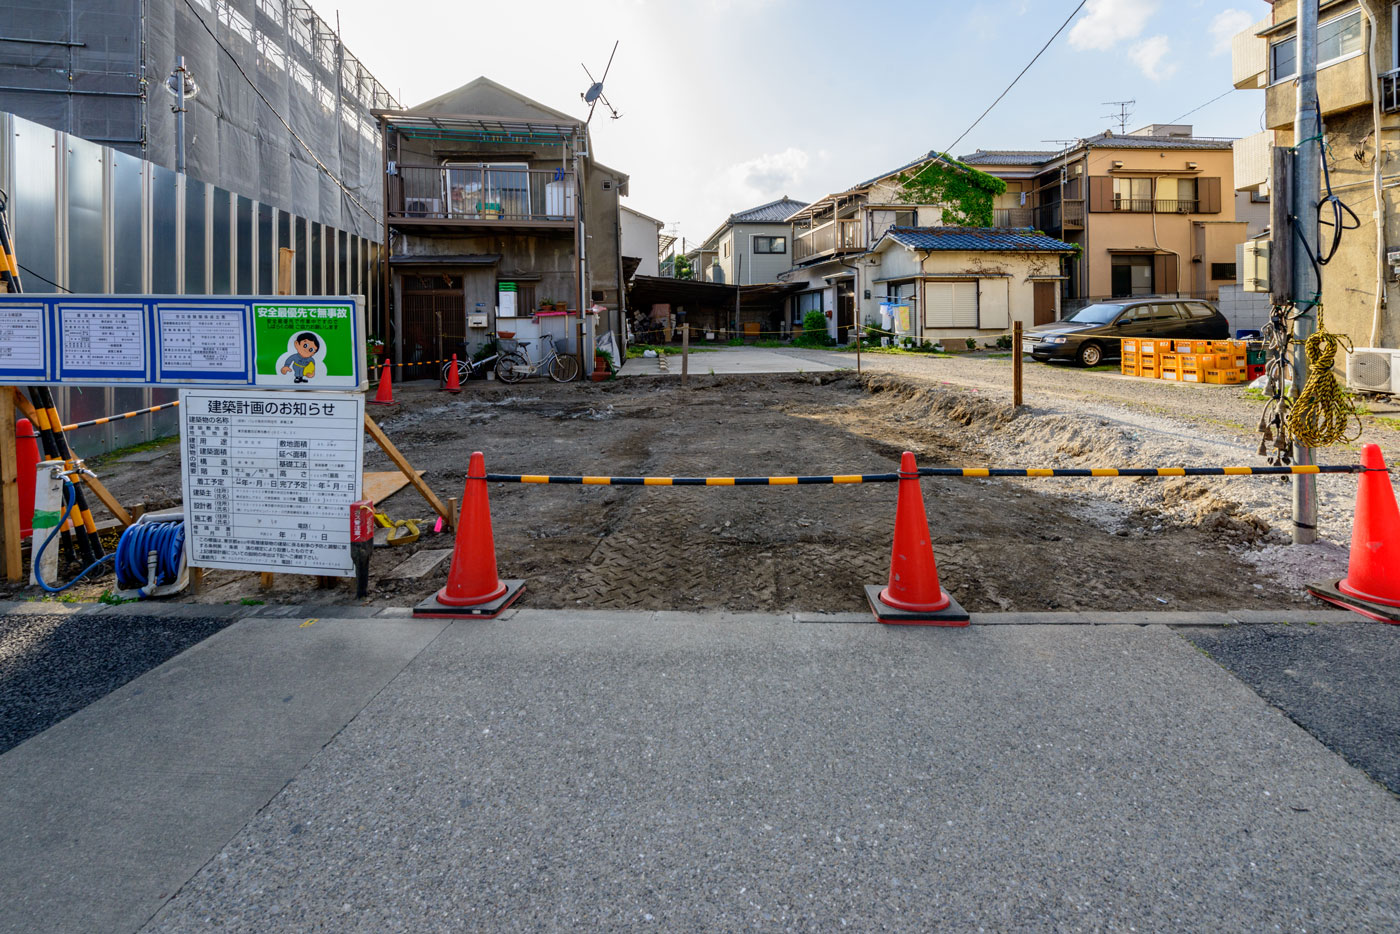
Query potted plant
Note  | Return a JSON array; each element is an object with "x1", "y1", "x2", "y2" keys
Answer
[
  {"x1": 554, "y1": 299, "x2": 568, "y2": 313},
  {"x1": 367, "y1": 336, "x2": 385, "y2": 364},
  {"x1": 592, "y1": 349, "x2": 615, "y2": 382},
  {"x1": 539, "y1": 298, "x2": 553, "y2": 312}
]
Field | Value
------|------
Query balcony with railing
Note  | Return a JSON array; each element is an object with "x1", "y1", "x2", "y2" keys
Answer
[
  {"x1": 1154, "y1": 199, "x2": 1200, "y2": 214},
  {"x1": 1062, "y1": 201, "x2": 1084, "y2": 227},
  {"x1": 1111, "y1": 198, "x2": 1154, "y2": 213},
  {"x1": 794, "y1": 218, "x2": 863, "y2": 262},
  {"x1": 993, "y1": 207, "x2": 1034, "y2": 227},
  {"x1": 388, "y1": 164, "x2": 576, "y2": 227}
]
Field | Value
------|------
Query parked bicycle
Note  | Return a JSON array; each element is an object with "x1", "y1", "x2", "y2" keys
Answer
[
  {"x1": 440, "y1": 344, "x2": 504, "y2": 384},
  {"x1": 495, "y1": 333, "x2": 579, "y2": 383}
]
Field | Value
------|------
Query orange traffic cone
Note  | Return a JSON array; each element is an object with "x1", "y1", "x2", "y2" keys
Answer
[
  {"x1": 369, "y1": 363, "x2": 397, "y2": 406},
  {"x1": 414, "y1": 451, "x2": 525, "y2": 619},
  {"x1": 1308, "y1": 444, "x2": 1400, "y2": 623},
  {"x1": 443, "y1": 354, "x2": 462, "y2": 394},
  {"x1": 866, "y1": 451, "x2": 969, "y2": 626}
]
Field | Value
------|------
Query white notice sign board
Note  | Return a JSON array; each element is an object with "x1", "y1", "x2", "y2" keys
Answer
[{"x1": 180, "y1": 389, "x2": 365, "y2": 576}]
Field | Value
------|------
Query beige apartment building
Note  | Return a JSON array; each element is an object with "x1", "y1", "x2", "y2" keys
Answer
[
  {"x1": 961, "y1": 126, "x2": 1247, "y2": 310},
  {"x1": 1232, "y1": 1, "x2": 1400, "y2": 349}
]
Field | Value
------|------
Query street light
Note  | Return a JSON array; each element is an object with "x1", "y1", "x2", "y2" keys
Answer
[{"x1": 165, "y1": 57, "x2": 200, "y2": 175}]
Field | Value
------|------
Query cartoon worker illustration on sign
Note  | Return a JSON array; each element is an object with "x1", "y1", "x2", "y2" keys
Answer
[{"x1": 280, "y1": 332, "x2": 322, "y2": 383}]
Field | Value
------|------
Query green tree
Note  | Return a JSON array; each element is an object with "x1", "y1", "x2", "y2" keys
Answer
[
  {"x1": 672, "y1": 254, "x2": 694, "y2": 280},
  {"x1": 895, "y1": 154, "x2": 1007, "y2": 227}
]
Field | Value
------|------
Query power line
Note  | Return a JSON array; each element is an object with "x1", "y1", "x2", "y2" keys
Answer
[
  {"x1": 943, "y1": 0, "x2": 1088, "y2": 156},
  {"x1": 178, "y1": 0, "x2": 376, "y2": 223},
  {"x1": 1167, "y1": 88, "x2": 1239, "y2": 125}
]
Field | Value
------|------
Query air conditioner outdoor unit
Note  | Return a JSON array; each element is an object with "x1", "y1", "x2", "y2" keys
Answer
[{"x1": 1346, "y1": 347, "x2": 1400, "y2": 395}]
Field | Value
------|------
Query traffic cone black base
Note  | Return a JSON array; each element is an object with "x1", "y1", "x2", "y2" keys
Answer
[
  {"x1": 1306, "y1": 580, "x2": 1400, "y2": 624},
  {"x1": 865, "y1": 585, "x2": 969, "y2": 626},
  {"x1": 413, "y1": 580, "x2": 526, "y2": 619}
]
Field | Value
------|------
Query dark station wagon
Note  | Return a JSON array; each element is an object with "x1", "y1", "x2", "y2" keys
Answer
[{"x1": 1024, "y1": 298, "x2": 1230, "y2": 367}]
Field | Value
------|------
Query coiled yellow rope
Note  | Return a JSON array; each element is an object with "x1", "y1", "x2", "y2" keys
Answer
[{"x1": 1286, "y1": 305, "x2": 1362, "y2": 447}]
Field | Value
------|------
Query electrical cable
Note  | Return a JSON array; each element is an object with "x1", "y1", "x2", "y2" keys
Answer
[
  {"x1": 15, "y1": 262, "x2": 72, "y2": 293},
  {"x1": 943, "y1": 0, "x2": 1087, "y2": 155},
  {"x1": 178, "y1": 0, "x2": 377, "y2": 223},
  {"x1": 1315, "y1": 104, "x2": 1362, "y2": 265}
]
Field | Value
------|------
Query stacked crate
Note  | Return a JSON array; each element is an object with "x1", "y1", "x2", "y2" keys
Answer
[{"x1": 1119, "y1": 339, "x2": 1251, "y2": 384}]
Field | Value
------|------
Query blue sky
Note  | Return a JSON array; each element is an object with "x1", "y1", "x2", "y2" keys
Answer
[{"x1": 321, "y1": 0, "x2": 1266, "y2": 244}]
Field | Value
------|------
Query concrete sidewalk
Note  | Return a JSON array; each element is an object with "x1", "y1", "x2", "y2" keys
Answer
[
  {"x1": 621, "y1": 347, "x2": 841, "y2": 376},
  {"x1": 2, "y1": 608, "x2": 1399, "y2": 932}
]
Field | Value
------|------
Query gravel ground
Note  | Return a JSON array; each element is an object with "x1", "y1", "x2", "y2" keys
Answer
[
  {"x1": 0, "y1": 611, "x2": 237, "y2": 754},
  {"x1": 778, "y1": 347, "x2": 1400, "y2": 587},
  {"x1": 1177, "y1": 621, "x2": 1400, "y2": 796}
]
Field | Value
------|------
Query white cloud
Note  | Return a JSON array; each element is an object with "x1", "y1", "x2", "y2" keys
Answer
[
  {"x1": 1130, "y1": 34, "x2": 1178, "y2": 81},
  {"x1": 723, "y1": 148, "x2": 810, "y2": 199},
  {"x1": 1068, "y1": 0, "x2": 1159, "y2": 51},
  {"x1": 1209, "y1": 9, "x2": 1254, "y2": 56}
]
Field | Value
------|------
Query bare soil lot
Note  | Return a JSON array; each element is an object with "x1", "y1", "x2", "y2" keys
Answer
[{"x1": 9, "y1": 370, "x2": 1330, "y2": 613}]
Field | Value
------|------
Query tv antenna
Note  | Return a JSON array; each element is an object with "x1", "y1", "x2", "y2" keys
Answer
[
  {"x1": 1102, "y1": 100, "x2": 1134, "y2": 134},
  {"x1": 1041, "y1": 138, "x2": 1078, "y2": 153},
  {"x1": 581, "y1": 40, "x2": 622, "y2": 124}
]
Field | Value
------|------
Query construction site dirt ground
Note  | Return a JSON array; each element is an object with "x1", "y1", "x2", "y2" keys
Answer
[{"x1": 12, "y1": 359, "x2": 1384, "y2": 614}]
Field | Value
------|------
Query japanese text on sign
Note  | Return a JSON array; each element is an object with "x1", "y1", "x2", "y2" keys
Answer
[{"x1": 180, "y1": 389, "x2": 364, "y2": 576}]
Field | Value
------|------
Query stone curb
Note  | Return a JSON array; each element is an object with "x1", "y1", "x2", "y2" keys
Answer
[{"x1": 0, "y1": 601, "x2": 1366, "y2": 626}]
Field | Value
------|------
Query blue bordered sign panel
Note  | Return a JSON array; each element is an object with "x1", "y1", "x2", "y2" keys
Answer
[{"x1": 0, "y1": 294, "x2": 366, "y2": 390}]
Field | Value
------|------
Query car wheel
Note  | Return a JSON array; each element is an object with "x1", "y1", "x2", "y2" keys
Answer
[{"x1": 1076, "y1": 342, "x2": 1103, "y2": 367}]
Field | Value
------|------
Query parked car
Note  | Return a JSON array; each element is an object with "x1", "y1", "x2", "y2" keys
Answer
[{"x1": 1024, "y1": 298, "x2": 1230, "y2": 366}]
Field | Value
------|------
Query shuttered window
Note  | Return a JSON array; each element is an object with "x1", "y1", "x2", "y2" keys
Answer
[{"x1": 924, "y1": 281, "x2": 979, "y2": 328}]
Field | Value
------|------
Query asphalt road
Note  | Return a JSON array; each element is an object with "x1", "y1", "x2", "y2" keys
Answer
[
  {"x1": 1178, "y1": 621, "x2": 1400, "y2": 795},
  {"x1": 0, "y1": 609, "x2": 237, "y2": 754}
]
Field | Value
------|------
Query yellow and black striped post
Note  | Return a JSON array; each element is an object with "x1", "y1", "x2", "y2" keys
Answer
[{"x1": 1, "y1": 202, "x2": 104, "y2": 564}]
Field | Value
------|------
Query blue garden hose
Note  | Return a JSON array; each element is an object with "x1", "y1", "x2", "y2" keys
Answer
[
  {"x1": 114, "y1": 518, "x2": 186, "y2": 596},
  {"x1": 34, "y1": 480, "x2": 185, "y2": 596},
  {"x1": 33, "y1": 481, "x2": 114, "y2": 594}
]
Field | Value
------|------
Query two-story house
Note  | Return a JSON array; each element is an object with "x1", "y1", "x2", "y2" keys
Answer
[
  {"x1": 1231, "y1": 1, "x2": 1399, "y2": 350},
  {"x1": 695, "y1": 197, "x2": 809, "y2": 285},
  {"x1": 782, "y1": 152, "x2": 975, "y2": 342},
  {"x1": 961, "y1": 126, "x2": 1246, "y2": 311},
  {"x1": 376, "y1": 77, "x2": 628, "y2": 370}
]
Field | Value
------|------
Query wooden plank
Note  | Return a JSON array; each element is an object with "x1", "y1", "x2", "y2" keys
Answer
[
  {"x1": 277, "y1": 248, "x2": 295, "y2": 295},
  {"x1": 383, "y1": 548, "x2": 452, "y2": 580},
  {"x1": 362, "y1": 414, "x2": 450, "y2": 522},
  {"x1": 1012, "y1": 321, "x2": 1024, "y2": 409},
  {"x1": 0, "y1": 386, "x2": 21, "y2": 581},
  {"x1": 260, "y1": 572, "x2": 275, "y2": 591},
  {"x1": 79, "y1": 471, "x2": 133, "y2": 527},
  {"x1": 363, "y1": 469, "x2": 424, "y2": 505}
]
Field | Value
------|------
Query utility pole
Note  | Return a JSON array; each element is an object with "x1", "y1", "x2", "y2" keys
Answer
[{"x1": 1292, "y1": 0, "x2": 1321, "y2": 545}]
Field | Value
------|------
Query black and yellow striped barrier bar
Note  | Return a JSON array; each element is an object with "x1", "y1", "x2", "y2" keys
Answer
[
  {"x1": 61, "y1": 400, "x2": 182, "y2": 432},
  {"x1": 480, "y1": 464, "x2": 1371, "y2": 485}
]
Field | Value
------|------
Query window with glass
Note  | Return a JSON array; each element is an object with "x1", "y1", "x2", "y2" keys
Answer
[
  {"x1": 795, "y1": 290, "x2": 824, "y2": 325},
  {"x1": 444, "y1": 163, "x2": 531, "y2": 218},
  {"x1": 1112, "y1": 177, "x2": 1152, "y2": 212},
  {"x1": 1271, "y1": 10, "x2": 1363, "y2": 83},
  {"x1": 753, "y1": 236, "x2": 786, "y2": 254}
]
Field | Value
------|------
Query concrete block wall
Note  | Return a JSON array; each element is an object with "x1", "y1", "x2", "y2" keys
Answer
[{"x1": 1216, "y1": 284, "x2": 1271, "y2": 334}]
